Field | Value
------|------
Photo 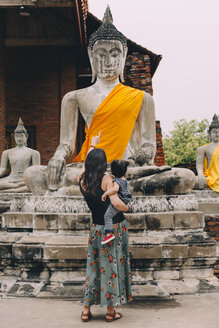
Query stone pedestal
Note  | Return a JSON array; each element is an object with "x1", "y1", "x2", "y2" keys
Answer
[
  {"x1": 0, "y1": 193, "x2": 31, "y2": 231},
  {"x1": 0, "y1": 194, "x2": 218, "y2": 299},
  {"x1": 194, "y1": 190, "x2": 219, "y2": 214}
]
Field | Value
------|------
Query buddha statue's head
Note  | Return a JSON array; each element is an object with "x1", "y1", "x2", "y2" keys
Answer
[
  {"x1": 88, "y1": 6, "x2": 128, "y2": 83},
  {"x1": 208, "y1": 114, "x2": 219, "y2": 142},
  {"x1": 14, "y1": 118, "x2": 28, "y2": 146}
]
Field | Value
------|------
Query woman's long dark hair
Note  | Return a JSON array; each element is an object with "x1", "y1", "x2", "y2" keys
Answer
[{"x1": 81, "y1": 148, "x2": 107, "y2": 194}]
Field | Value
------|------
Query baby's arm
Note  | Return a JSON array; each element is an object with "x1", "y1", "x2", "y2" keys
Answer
[{"x1": 102, "y1": 182, "x2": 119, "y2": 201}]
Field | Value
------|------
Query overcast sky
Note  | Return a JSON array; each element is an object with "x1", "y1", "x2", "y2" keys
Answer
[{"x1": 89, "y1": 0, "x2": 219, "y2": 134}]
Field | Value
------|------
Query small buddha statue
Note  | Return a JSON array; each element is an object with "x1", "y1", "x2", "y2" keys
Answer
[
  {"x1": 196, "y1": 114, "x2": 219, "y2": 191},
  {"x1": 24, "y1": 6, "x2": 195, "y2": 196},
  {"x1": 0, "y1": 118, "x2": 40, "y2": 193}
]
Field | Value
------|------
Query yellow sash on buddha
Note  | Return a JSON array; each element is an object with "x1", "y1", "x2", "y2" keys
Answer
[
  {"x1": 203, "y1": 143, "x2": 219, "y2": 192},
  {"x1": 73, "y1": 83, "x2": 144, "y2": 162}
]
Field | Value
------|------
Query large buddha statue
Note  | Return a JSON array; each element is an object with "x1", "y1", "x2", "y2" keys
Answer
[
  {"x1": 0, "y1": 118, "x2": 40, "y2": 193},
  {"x1": 24, "y1": 6, "x2": 195, "y2": 196},
  {"x1": 196, "y1": 114, "x2": 219, "y2": 191}
]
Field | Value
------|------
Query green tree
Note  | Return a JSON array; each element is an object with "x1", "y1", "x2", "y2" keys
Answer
[{"x1": 163, "y1": 119, "x2": 209, "y2": 167}]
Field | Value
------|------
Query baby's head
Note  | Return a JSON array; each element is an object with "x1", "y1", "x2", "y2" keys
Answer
[{"x1": 111, "y1": 160, "x2": 130, "y2": 178}]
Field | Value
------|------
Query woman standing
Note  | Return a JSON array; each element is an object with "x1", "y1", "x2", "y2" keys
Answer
[{"x1": 77, "y1": 136, "x2": 132, "y2": 322}]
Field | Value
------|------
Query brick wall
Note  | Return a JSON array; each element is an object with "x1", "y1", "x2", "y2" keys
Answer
[
  {"x1": 124, "y1": 52, "x2": 153, "y2": 95},
  {"x1": 4, "y1": 47, "x2": 77, "y2": 165},
  {"x1": 124, "y1": 52, "x2": 165, "y2": 166},
  {"x1": 155, "y1": 121, "x2": 165, "y2": 166},
  {"x1": 0, "y1": 11, "x2": 6, "y2": 155},
  {"x1": 60, "y1": 49, "x2": 77, "y2": 100},
  {"x1": 204, "y1": 215, "x2": 219, "y2": 278}
]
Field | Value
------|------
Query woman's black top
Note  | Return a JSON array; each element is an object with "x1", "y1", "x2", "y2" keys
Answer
[{"x1": 79, "y1": 181, "x2": 125, "y2": 225}]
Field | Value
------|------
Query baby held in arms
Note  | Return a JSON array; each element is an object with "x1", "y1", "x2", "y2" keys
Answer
[{"x1": 101, "y1": 160, "x2": 132, "y2": 245}]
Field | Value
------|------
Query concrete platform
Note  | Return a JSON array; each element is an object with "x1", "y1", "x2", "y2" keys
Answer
[{"x1": 0, "y1": 293, "x2": 218, "y2": 328}]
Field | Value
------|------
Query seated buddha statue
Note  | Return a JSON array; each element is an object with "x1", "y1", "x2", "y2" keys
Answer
[
  {"x1": 196, "y1": 114, "x2": 219, "y2": 191},
  {"x1": 0, "y1": 118, "x2": 40, "y2": 193},
  {"x1": 24, "y1": 6, "x2": 195, "y2": 196}
]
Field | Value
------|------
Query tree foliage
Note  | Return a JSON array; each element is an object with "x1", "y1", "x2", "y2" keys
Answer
[{"x1": 163, "y1": 119, "x2": 209, "y2": 167}]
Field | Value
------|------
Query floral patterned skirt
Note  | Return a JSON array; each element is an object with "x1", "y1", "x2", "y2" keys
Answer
[{"x1": 83, "y1": 219, "x2": 133, "y2": 307}]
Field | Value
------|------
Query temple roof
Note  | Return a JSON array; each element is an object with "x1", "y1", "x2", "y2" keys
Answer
[{"x1": 0, "y1": 1, "x2": 161, "y2": 76}]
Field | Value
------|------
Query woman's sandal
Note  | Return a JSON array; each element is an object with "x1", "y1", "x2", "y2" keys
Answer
[
  {"x1": 81, "y1": 311, "x2": 92, "y2": 322},
  {"x1": 105, "y1": 311, "x2": 123, "y2": 322}
]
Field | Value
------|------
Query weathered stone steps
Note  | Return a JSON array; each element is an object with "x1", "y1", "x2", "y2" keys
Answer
[
  {"x1": 2, "y1": 211, "x2": 205, "y2": 233},
  {"x1": 0, "y1": 192, "x2": 218, "y2": 298},
  {"x1": 0, "y1": 233, "x2": 216, "y2": 260},
  {"x1": 0, "y1": 219, "x2": 218, "y2": 299}
]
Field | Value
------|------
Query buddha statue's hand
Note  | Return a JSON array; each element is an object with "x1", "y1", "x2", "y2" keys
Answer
[
  {"x1": 130, "y1": 144, "x2": 155, "y2": 167},
  {"x1": 198, "y1": 174, "x2": 206, "y2": 189},
  {"x1": 46, "y1": 155, "x2": 66, "y2": 191}
]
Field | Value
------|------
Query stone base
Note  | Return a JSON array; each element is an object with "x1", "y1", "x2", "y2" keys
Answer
[
  {"x1": 0, "y1": 193, "x2": 31, "y2": 213},
  {"x1": 0, "y1": 192, "x2": 31, "y2": 231},
  {"x1": 0, "y1": 193, "x2": 218, "y2": 299},
  {"x1": 9, "y1": 194, "x2": 198, "y2": 213},
  {"x1": 1, "y1": 277, "x2": 218, "y2": 299},
  {"x1": 193, "y1": 190, "x2": 219, "y2": 202},
  {"x1": 193, "y1": 190, "x2": 219, "y2": 214},
  {"x1": 0, "y1": 210, "x2": 218, "y2": 298},
  {"x1": 1, "y1": 211, "x2": 205, "y2": 233}
]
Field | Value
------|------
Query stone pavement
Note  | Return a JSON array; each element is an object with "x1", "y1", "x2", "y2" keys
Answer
[{"x1": 0, "y1": 293, "x2": 218, "y2": 328}]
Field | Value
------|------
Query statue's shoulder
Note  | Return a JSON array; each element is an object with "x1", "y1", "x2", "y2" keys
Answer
[
  {"x1": 1, "y1": 149, "x2": 10, "y2": 156},
  {"x1": 63, "y1": 86, "x2": 93, "y2": 103},
  {"x1": 197, "y1": 143, "x2": 210, "y2": 152},
  {"x1": 142, "y1": 90, "x2": 153, "y2": 100},
  {"x1": 62, "y1": 90, "x2": 78, "y2": 103},
  {"x1": 139, "y1": 90, "x2": 154, "y2": 109},
  {"x1": 26, "y1": 147, "x2": 40, "y2": 155}
]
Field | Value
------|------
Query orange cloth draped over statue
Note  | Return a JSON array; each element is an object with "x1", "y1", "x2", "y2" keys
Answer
[
  {"x1": 203, "y1": 143, "x2": 219, "y2": 192},
  {"x1": 73, "y1": 83, "x2": 144, "y2": 163}
]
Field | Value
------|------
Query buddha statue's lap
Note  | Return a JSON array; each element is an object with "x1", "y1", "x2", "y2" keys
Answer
[{"x1": 24, "y1": 6, "x2": 196, "y2": 196}]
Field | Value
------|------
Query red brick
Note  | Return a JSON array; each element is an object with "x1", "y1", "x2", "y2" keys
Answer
[{"x1": 207, "y1": 222, "x2": 219, "y2": 226}]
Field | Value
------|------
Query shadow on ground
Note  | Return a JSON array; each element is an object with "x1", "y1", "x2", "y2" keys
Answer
[{"x1": 123, "y1": 298, "x2": 180, "y2": 310}]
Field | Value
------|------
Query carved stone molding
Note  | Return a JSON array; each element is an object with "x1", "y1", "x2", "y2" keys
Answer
[{"x1": 9, "y1": 194, "x2": 198, "y2": 214}]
